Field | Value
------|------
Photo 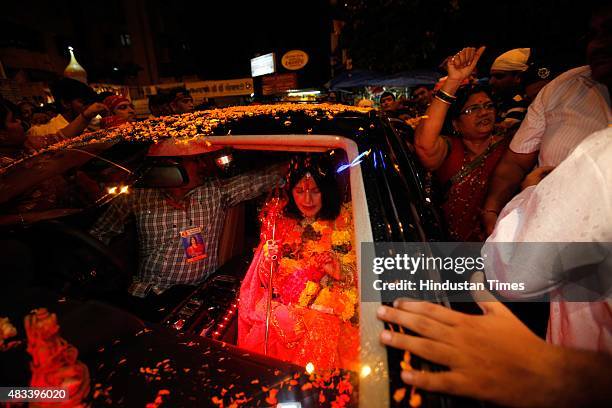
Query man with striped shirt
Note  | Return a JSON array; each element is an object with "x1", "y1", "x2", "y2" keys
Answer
[{"x1": 482, "y1": 5, "x2": 612, "y2": 235}]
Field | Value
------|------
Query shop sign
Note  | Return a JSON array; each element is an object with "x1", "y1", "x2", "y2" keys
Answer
[
  {"x1": 186, "y1": 78, "x2": 254, "y2": 101},
  {"x1": 262, "y1": 73, "x2": 298, "y2": 96},
  {"x1": 281, "y1": 50, "x2": 309, "y2": 70},
  {"x1": 250, "y1": 53, "x2": 276, "y2": 77}
]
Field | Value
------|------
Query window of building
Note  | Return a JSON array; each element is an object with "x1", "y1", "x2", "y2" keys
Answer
[{"x1": 119, "y1": 34, "x2": 131, "y2": 46}]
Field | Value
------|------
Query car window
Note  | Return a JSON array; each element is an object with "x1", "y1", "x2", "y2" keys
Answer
[
  {"x1": 384, "y1": 117, "x2": 446, "y2": 241},
  {"x1": 158, "y1": 138, "x2": 387, "y2": 405},
  {"x1": 0, "y1": 142, "x2": 147, "y2": 224}
]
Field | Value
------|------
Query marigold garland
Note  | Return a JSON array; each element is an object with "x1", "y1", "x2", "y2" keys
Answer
[
  {"x1": 1, "y1": 103, "x2": 373, "y2": 175},
  {"x1": 261, "y1": 202, "x2": 357, "y2": 322}
]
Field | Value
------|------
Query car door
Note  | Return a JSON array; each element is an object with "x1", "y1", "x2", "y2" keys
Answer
[{"x1": 359, "y1": 117, "x2": 483, "y2": 408}]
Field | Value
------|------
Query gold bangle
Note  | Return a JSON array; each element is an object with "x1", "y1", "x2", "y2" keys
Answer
[
  {"x1": 434, "y1": 94, "x2": 452, "y2": 105},
  {"x1": 438, "y1": 89, "x2": 457, "y2": 100}
]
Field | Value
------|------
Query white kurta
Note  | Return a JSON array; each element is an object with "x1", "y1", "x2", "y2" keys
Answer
[{"x1": 484, "y1": 127, "x2": 612, "y2": 353}]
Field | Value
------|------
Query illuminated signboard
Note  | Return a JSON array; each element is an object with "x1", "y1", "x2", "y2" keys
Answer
[
  {"x1": 250, "y1": 53, "x2": 276, "y2": 77},
  {"x1": 186, "y1": 78, "x2": 254, "y2": 102},
  {"x1": 261, "y1": 73, "x2": 298, "y2": 96},
  {"x1": 281, "y1": 50, "x2": 309, "y2": 70}
]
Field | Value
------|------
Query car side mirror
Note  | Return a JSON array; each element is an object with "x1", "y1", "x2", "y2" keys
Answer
[{"x1": 136, "y1": 164, "x2": 188, "y2": 188}]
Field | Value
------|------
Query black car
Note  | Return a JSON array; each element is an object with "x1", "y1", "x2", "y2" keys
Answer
[{"x1": 0, "y1": 103, "x2": 479, "y2": 407}]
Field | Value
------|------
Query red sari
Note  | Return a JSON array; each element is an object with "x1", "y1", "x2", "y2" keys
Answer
[
  {"x1": 435, "y1": 136, "x2": 508, "y2": 242},
  {"x1": 238, "y1": 205, "x2": 359, "y2": 372}
]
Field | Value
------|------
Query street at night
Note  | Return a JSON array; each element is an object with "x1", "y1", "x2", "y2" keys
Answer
[{"x1": 0, "y1": 1, "x2": 611, "y2": 407}]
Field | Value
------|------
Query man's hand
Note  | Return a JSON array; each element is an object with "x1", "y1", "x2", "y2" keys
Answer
[
  {"x1": 377, "y1": 298, "x2": 568, "y2": 407},
  {"x1": 482, "y1": 150, "x2": 539, "y2": 237},
  {"x1": 521, "y1": 166, "x2": 555, "y2": 190},
  {"x1": 24, "y1": 133, "x2": 64, "y2": 151},
  {"x1": 82, "y1": 103, "x2": 109, "y2": 121},
  {"x1": 447, "y1": 46, "x2": 485, "y2": 82}
]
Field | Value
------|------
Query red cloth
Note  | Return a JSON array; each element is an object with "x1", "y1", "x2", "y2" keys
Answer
[
  {"x1": 103, "y1": 95, "x2": 130, "y2": 111},
  {"x1": 238, "y1": 213, "x2": 359, "y2": 372},
  {"x1": 186, "y1": 243, "x2": 204, "y2": 257},
  {"x1": 435, "y1": 136, "x2": 508, "y2": 241}
]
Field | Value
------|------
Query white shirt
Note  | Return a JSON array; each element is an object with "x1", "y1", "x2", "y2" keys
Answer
[
  {"x1": 26, "y1": 114, "x2": 69, "y2": 138},
  {"x1": 484, "y1": 127, "x2": 612, "y2": 353},
  {"x1": 510, "y1": 66, "x2": 612, "y2": 166}
]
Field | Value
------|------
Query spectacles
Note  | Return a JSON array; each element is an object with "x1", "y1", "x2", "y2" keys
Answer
[{"x1": 460, "y1": 102, "x2": 495, "y2": 116}]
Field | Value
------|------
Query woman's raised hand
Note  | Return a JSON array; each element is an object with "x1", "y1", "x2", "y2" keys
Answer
[{"x1": 447, "y1": 46, "x2": 486, "y2": 82}]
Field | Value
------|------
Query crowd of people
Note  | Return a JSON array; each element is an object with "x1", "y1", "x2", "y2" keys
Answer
[
  {"x1": 1, "y1": 3, "x2": 611, "y2": 406},
  {"x1": 0, "y1": 80, "x2": 196, "y2": 165},
  {"x1": 378, "y1": 4, "x2": 612, "y2": 407}
]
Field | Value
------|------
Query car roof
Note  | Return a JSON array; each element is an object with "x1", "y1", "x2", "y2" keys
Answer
[
  {"x1": 0, "y1": 103, "x2": 378, "y2": 204},
  {"x1": 2, "y1": 103, "x2": 375, "y2": 169}
]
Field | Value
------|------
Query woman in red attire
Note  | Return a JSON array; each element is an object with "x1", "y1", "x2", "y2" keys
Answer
[
  {"x1": 238, "y1": 156, "x2": 359, "y2": 372},
  {"x1": 186, "y1": 236, "x2": 205, "y2": 258},
  {"x1": 415, "y1": 47, "x2": 509, "y2": 241}
]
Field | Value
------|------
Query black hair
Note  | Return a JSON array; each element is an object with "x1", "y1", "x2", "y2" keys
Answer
[
  {"x1": 412, "y1": 85, "x2": 433, "y2": 93},
  {"x1": 148, "y1": 94, "x2": 160, "y2": 109},
  {"x1": 380, "y1": 91, "x2": 395, "y2": 101},
  {"x1": 284, "y1": 155, "x2": 342, "y2": 221},
  {"x1": 40, "y1": 104, "x2": 58, "y2": 115},
  {"x1": 49, "y1": 78, "x2": 97, "y2": 106},
  {"x1": 17, "y1": 100, "x2": 35, "y2": 109},
  {"x1": 97, "y1": 91, "x2": 114, "y2": 101},
  {"x1": 447, "y1": 84, "x2": 494, "y2": 120},
  {"x1": 0, "y1": 98, "x2": 18, "y2": 130},
  {"x1": 169, "y1": 87, "x2": 192, "y2": 101}
]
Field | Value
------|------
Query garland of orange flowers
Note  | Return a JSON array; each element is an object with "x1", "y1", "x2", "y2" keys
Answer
[
  {"x1": 392, "y1": 327, "x2": 422, "y2": 407},
  {"x1": 263, "y1": 203, "x2": 358, "y2": 322},
  {"x1": 1, "y1": 103, "x2": 373, "y2": 175}
]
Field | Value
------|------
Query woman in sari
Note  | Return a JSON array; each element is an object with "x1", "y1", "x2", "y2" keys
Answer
[
  {"x1": 238, "y1": 156, "x2": 359, "y2": 372},
  {"x1": 415, "y1": 47, "x2": 509, "y2": 241}
]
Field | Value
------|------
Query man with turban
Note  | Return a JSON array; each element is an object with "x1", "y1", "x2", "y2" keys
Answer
[
  {"x1": 489, "y1": 48, "x2": 531, "y2": 130},
  {"x1": 102, "y1": 95, "x2": 137, "y2": 127},
  {"x1": 483, "y1": 5, "x2": 612, "y2": 236}
]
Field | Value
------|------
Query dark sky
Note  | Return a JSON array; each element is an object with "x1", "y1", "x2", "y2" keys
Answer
[
  {"x1": 1, "y1": 0, "x2": 603, "y2": 84},
  {"x1": 0, "y1": 0, "x2": 332, "y2": 83},
  {"x1": 338, "y1": 0, "x2": 600, "y2": 75},
  {"x1": 145, "y1": 0, "x2": 600, "y2": 80},
  {"x1": 147, "y1": 0, "x2": 332, "y2": 80}
]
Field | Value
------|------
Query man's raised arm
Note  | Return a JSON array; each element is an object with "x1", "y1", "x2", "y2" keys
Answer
[{"x1": 482, "y1": 149, "x2": 538, "y2": 235}]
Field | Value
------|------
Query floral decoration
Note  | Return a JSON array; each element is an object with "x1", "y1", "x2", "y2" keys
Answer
[{"x1": 261, "y1": 203, "x2": 358, "y2": 323}]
